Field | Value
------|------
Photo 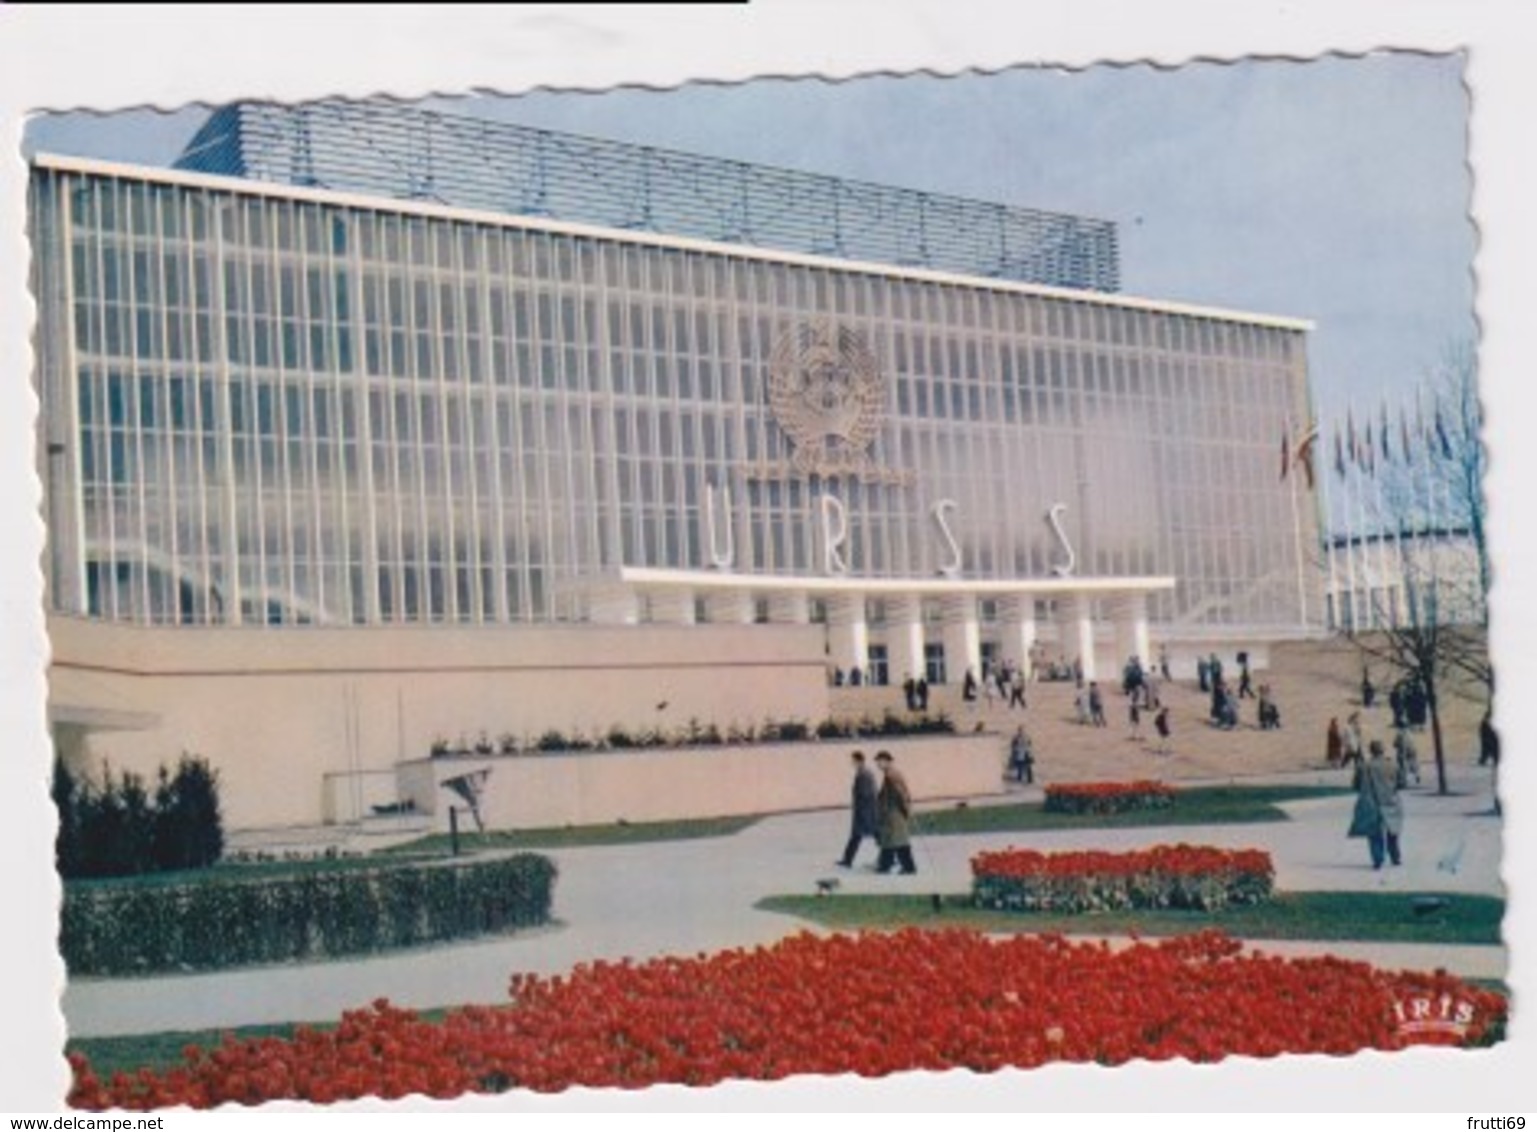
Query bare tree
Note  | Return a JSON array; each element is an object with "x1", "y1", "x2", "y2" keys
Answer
[{"x1": 1328, "y1": 340, "x2": 1489, "y2": 795}]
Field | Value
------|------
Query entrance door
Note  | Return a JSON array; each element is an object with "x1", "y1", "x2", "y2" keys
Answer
[
  {"x1": 867, "y1": 644, "x2": 890, "y2": 687},
  {"x1": 924, "y1": 642, "x2": 947, "y2": 686}
]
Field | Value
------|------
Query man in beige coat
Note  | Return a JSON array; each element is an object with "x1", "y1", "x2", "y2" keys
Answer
[{"x1": 874, "y1": 750, "x2": 917, "y2": 875}]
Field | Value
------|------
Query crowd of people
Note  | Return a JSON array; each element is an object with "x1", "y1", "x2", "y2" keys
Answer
[{"x1": 830, "y1": 643, "x2": 1495, "y2": 877}]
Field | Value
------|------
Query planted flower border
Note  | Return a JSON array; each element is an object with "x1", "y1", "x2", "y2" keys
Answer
[
  {"x1": 1043, "y1": 780, "x2": 1175, "y2": 816},
  {"x1": 69, "y1": 929, "x2": 1504, "y2": 1109},
  {"x1": 972, "y1": 844, "x2": 1274, "y2": 913}
]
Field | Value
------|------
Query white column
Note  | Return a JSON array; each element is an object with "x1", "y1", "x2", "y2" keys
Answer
[
  {"x1": 886, "y1": 594, "x2": 926, "y2": 687},
  {"x1": 649, "y1": 589, "x2": 696, "y2": 625},
  {"x1": 1113, "y1": 592, "x2": 1151, "y2": 670},
  {"x1": 706, "y1": 588, "x2": 755, "y2": 625},
  {"x1": 768, "y1": 590, "x2": 811, "y2": 624},
  {"x1": 587, "y1": 584, "x2": 639, "y2": 625},
  {"x1": 940, "y1": 594, "x2": 981, "y2": 686},
  {"x1": 826, "y1": 593, "x2": 868, "y2": 676},
  {"x1": 1067, "y1": 591, "x2": 1097, "y2": 681},
  {"x1": 998, "y1": 594, "x2": 1038, "y2": 677}
]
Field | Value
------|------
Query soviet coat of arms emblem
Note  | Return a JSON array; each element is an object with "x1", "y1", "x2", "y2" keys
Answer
[{"x1": 766, "y1": 319, "x2": 906, "y2": 483}]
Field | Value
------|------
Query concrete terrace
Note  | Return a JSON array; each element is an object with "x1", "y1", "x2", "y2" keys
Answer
[{"x1": 62, "y1": 637, "x2": 1505, "y2": 1040}]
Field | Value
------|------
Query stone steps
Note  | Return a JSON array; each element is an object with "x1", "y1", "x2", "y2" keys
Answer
[{"x1": 830, "y1": 636, "x2": 1489, "y2": 786}]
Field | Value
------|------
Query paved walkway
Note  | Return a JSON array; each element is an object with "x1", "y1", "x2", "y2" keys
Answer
[{"x1": 62, "y1": 767, "x2": 1507, "y2": 1039}]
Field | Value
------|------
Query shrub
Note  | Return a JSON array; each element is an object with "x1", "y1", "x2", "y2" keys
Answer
[
  {"x1": 971, "y1": 844, "x2": 1274, "y2": 913},
  {"x1": 60, "y1": 853, "x2": 556, "y2": 977},
  {"x1": 53, "y1": 755, "x2": 224, "y2": 880}
]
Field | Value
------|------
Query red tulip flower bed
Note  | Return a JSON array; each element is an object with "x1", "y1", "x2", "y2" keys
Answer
[
  {"x1": 972, "y1": 844, "x2": 1274, "y2": 912},
  {"x1": 69, "y1": 929, "x2": 1503, "y2": 1110},
  {"x1": 1044, "y1": 780, "x2": 1175, "y2": 816}
]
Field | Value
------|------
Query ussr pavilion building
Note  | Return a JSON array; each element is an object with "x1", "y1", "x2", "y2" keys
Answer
[{"x1": 30, "y1": 100, "x2": 1324, "y2": 830}]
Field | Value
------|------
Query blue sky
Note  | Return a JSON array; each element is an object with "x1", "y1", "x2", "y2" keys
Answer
[{"x1": 26, "y1": 52, "x2": 1474, "y2": 426}]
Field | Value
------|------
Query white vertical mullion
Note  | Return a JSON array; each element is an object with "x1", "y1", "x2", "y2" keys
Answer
[
  {"x1": 474, "y1": 230, "x2": 506, "y2": 624},
  {"x1": 183, "y1": 195, "x2": 213, "y2": 624},
  {"x1": 411, "y1": 237, "x2": 433, "y2": 623},
  {"x1": 271, "y1": 202, "x2": 298, "y2": 625},
  {"x1": 301, "y1": 206, "x2": 330, "y2": 623},
  {"x1": 350, "y1": 218, "x2": 380, "y2": 624},
  {"x1": 55, "y1": 173, "x2": 91, "y2": 616},
  {"x1": 123, "y1": 182, "x2": 153, "y2": 623},
  {"x1": 455, "y1": 230, "x2": 484, "y2": 625},
  {"x1": 484, "y1": 238, "x2": 511, "y2": 622},
  {"x1": 432, "y1": 228, "x2": 460, "y2": 623},
  {"x1": 210, "y1": 193, "x2": 243, "y2": 625},
  {"x1": 245, "y1": 204, "x2": 271, "y2": 625},
  {"x1": 153, "y1": 188, "x2": 182, "y2": 623}
]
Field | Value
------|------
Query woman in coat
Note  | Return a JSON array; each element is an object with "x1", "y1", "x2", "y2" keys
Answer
[
  {"x1": 874, "y1": 750, "x2": 917, "y2": 875},
  {"x1": 1326, "y1": 717, "x2": 1344, "y2": 766},
  {"x1": 1349, "y1": 740, "x2": 1404, "y2": 869}
]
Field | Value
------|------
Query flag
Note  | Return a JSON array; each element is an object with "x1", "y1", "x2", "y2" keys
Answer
[
  {"x1": 1400, "y1": 406, "x2": 1413, "y2": 464},
  {"x1": 1333, "y1": 424, "x2": 1346, "y2": 479},
  {"x1": 1435, "y1": 401, "x2": 1453, "y2": 459},
  {"x1": 1280, "y1": 421, "x2": 1291, "y2": 481},
  {"x1": 1347, "y1": 409, "x2": 1359, "y2": 466},
  {"x1": 1364, "y1": 420, "x2": 1374, "y2": 471},
  {"x1": 1380, "y1": 404, "x2": 1392, "y2": 463},
  {"x1": 1294, "y1": 423, "x2": 1318, "y2": 490}
]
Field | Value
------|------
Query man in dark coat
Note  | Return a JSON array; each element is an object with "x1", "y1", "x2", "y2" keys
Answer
[{"x1": 837, "y1": 750, "x2": 880, "y2": 868}]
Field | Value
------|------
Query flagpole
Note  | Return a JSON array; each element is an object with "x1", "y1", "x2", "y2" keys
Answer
[
  {"x1": 1372, "y1": 399, "x2": 1393, "y2": 631},
  {"x1": 1344, "y1": 400, "x2": 1361, "y2": 632},
  {"x1": 1387, "y1": 392, "x2": 1406, "y2": 628},
  {"x1": 1319, "y1": 419, "x2": 1340, "y2": 629}
]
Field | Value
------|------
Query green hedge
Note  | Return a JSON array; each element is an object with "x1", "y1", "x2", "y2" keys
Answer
[{"x1": 61, "y1": 853, "x2": 556, "y2": 977}]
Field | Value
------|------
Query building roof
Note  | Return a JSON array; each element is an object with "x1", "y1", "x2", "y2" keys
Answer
[{"x1": 172, "y1": 99, "x2": 1121, "y2": 293}]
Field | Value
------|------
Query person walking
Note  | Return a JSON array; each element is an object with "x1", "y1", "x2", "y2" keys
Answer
[
  {"x1": 1392, "y1": 726, "x2": 1421, "y2": 788},
  {"x1": 836, "y1": 750, "x2": 880, "y2": 868},
  {"x1": 915, "y1": 676, "x2": 930, "y2": 713},
  {"x1": 1128, "y1": 695, "x2": 1144, "y2": 742},
  {"x1": 962, "y1": 667, "x2": 979, "y2": 708},
  {"x1": 1008, "y1": 671, "x2": 1028, "y2": 711},
  {"x1": 1479, "y1": 710, "x2": 1500, "y2": 767},
  {"x1": 1197, "y1": 655, "x2": 1211, "y2": 693},
  {"x1": 1159, "y1": 644, "x2": 1172, "y2": 683},
  {"x1": 1326, "y1": 716, "x2": 1344, "y2": 767},
  {"x1": 1007, "y1": 726, "x2": 1034, "y2": 784},
  {"x1": 874, "y1": 751, "x2": 917, "y2": 875},
  {"x1": 1342, "y1": 711, "x2": 1365, "y2": 769},
  {"x1": 1153, "y1": 705, "x2": 1172, "y2": 756},
  {"x1": 1088, "y1": 681, "x2": 1107, "y2": 727},
  {"x1": 1348, "y1": 740, "x2": 1404, "y2": 869}
]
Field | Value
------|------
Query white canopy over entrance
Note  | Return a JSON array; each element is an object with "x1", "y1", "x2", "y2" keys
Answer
[{"x1": 564, "y1": 567, "x2": 1177, "y2": 683}]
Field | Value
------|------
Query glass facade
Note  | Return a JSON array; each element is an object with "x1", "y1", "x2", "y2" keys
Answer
[{"x1": 31, "y1": 161, "x2": 1321, "y2": 632}]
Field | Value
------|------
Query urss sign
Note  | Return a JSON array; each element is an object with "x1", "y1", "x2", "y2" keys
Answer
[{"x1": 702, "y1": 482, "x2": 1076, "y2": 579}]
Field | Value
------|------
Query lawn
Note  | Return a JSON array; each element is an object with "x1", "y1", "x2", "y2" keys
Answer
[
  {"x1": 382, "y1": 813, "x2": 759, "y2": 855},
  {"x1": 913, "y1": 784, "x2": 1351, "y2": 836},
  {"x1": 757, "y1": 890, "x2": 1505, "y2": 946},
  {"x1": 383, "y1": 784, "x2": 1348, "y2": 854}
]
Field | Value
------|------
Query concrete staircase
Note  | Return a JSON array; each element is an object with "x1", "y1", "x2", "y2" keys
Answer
[{"x1": 828, "y1": 636, "x2": 1490, "y2": 787}]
